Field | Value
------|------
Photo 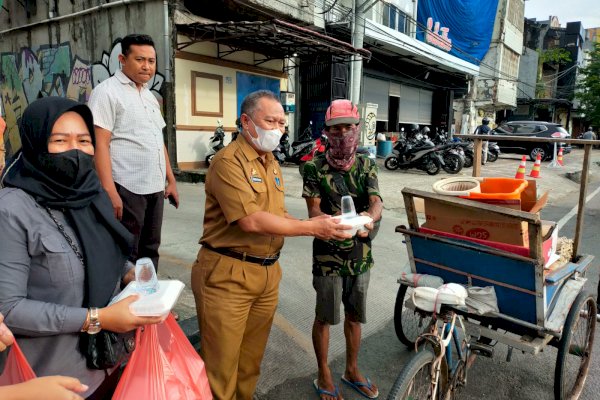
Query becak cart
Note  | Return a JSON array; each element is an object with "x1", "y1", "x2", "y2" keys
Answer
[{"x1": 391, "y1": 136, "x2": 598, "y2": 400}]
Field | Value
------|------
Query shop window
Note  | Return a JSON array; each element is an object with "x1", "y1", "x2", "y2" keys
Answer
[
  {"x1": 191, "y1": 71, "x2": 223, "y2": 117},
  {"x1": 383, "y1": 3, "x2": 408, "y2": 34}
]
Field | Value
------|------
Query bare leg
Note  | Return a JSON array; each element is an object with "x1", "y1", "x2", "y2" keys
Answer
[
  {"x1": 313, "y1": 319, "x2": 341, "y2": 399},
  {"x1": 343, "y1": 314, "x2": 378, "y2": 398}
]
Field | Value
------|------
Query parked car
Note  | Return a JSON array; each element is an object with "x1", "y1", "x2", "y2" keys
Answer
[{"x1": 492, "y1": 121, "x2": 572, "y2": 161}]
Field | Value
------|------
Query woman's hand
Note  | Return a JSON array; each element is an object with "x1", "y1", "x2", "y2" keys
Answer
[
  {"x1": 3, "y1": 376, "x2": 88, "y2": 400},
  {"x1": 0, "y1": 313, "x2": 15, "y2": 352},
  {"x1": 98, "y1": 295, "x2": 163, "y2": 333}
]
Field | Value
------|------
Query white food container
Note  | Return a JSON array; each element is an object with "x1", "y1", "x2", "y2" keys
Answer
[
  {"x1": 110, "y1": 279, "x2": 185, "y2": 317},
  {"x1": 335, "y1": 215, "x2": 373, "y2": 236}
]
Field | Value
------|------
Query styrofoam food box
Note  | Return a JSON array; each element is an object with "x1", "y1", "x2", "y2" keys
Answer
[
  {"x1": 109, "y1": 279, "x2": 185, "y2": 317},
  {"x1": 334, "y1": 215, "x2": 373, "y2": 236}
]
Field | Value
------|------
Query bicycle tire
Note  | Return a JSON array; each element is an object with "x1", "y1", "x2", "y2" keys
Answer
[
  {"x1": 554, "y1": 291, "x2": 597, "y2": 399},
  {"x1": 387, "y1": 350, "x2": 437, "y2": 400},
  {"x1": 394, "y1": 285, "x2": 433, "y2": 347}
]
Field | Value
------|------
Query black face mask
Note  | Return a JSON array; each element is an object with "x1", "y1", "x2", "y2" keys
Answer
[{"x1": 38, "y1": 149, "x2": 95, "y2": 187}]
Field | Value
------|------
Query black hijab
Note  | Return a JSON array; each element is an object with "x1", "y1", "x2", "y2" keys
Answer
[{"x1": 2, "y1": 97, "x2": 133, "y2": 308}]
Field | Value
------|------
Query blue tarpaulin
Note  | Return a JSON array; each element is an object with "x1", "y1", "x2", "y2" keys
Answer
[{"x1": 416, "y1": 0, "x2": 499, "y2": 65}]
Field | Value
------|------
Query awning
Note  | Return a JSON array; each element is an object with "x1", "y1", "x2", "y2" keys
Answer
[
  {"x1": 175, "y1": 15, "x2": 371, "y2": 64},
  {"x1": 365, "y1": 20, "x2": 479, "y2": 77}
]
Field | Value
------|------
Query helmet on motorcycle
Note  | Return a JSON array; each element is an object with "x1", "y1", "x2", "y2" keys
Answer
[
  {"x1": 482, "y1": 117, "x2": 490, "y2": 125},
  {"x1": 325, "y1": 100, "x2": 360, "y2": 127},
  {"x1": 409, "y1": 123, "x2": 419, "y2": 133},
  {"x1": 422, "y1": 126, "x2": 430, "y2": 134}
]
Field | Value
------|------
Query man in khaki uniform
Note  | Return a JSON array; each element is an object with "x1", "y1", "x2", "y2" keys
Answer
[{"x1": 192, "y1": 90, "x2": 352, "y2": 400}]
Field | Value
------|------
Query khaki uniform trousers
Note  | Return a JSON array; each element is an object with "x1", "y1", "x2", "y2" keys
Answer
[{"x1": 191, "y1": 248, "x2": 282, "y2": 400}]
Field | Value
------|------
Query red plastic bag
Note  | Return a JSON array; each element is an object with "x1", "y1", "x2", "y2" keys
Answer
[
  {"x1": 112, "y1": 315, "x2": 212, "y2": 399},
  {"x1": 0, "y1": 341, "x2": 36, "y2": 386}
]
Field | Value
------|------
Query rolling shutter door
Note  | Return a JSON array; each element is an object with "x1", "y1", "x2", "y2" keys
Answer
[
  {"x1": 399, "y1": 85, "x2": 432, "y2": 125},
  {"x1": 363, "y1": 76, "x2": 389, "y2": 121}
]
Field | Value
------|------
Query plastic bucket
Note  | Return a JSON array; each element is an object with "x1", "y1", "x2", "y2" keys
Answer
[{"x1": 376, "y1": 141, "x2": 393, "y2": 158}]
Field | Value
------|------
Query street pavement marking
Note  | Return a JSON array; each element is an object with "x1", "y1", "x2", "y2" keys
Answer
[
  {"x1": 273, "y1": 312, "x2": 314, "y2": 354},
  {"x1": 556, "y1": 185, "x2": 600, "y2": 231}
]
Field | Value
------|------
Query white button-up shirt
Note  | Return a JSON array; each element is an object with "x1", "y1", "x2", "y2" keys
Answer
[{"x1": 88, "y1": 69, "x2": 166, "y2": 195}]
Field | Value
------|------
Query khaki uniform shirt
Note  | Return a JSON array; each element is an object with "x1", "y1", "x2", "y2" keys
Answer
[{"x1": 200, "y1": 134, "x2": 286, "y2": 257}]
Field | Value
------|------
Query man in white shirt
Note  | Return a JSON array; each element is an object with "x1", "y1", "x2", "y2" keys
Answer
[{"x1": 88, "y1": 34, "x2": 178, "y2": 270}]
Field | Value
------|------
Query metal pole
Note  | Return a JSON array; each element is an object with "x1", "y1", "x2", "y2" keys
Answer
[
  {"x1": 350, "y1": 0, "x2": 364, "y2": 104},
  {"x1": 548, "y1": 142, "x2": 561, "y2": 168}
]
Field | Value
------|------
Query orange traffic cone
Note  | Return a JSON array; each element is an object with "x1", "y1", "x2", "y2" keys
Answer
[
  {"x1": 557, "y1": 147, "x2": 564, "y2": 166},
  {"x1": 529, "y1": 153, "x2": 541, "y2": 178},
  {"x1": 515, "y1": 155, "x2": 527, "y2": 179}
]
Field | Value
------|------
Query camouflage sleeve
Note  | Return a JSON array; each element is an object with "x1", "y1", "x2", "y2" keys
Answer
[
  {"x1": 302, "y1": 161, "x2": 321, "y2": 198},
  {"x1": 365, "y1": 158, "x2": 382, "y2": 201}
]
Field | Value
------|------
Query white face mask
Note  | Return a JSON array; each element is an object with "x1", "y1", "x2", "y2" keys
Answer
[{"x1": 248, "y1": 118, "x2": 282, "y2": 153}]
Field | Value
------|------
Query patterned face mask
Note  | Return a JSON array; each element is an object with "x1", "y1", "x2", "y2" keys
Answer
[{"x1": 325, "y1": 124, "x2": 359, "y2": 171}]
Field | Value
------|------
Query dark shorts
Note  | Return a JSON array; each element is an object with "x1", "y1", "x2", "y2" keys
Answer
[{"x1": 312, "y1": 271, "x2": 370, "y2": 325}]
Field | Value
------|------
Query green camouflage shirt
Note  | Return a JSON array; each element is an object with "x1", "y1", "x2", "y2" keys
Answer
[{"x1": 302, "y1": 154, "x2": 382, "y2": 277}]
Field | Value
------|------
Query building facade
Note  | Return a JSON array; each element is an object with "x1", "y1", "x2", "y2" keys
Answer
[
  {"x1": 516, "y1": 16, "x2": 586, "y2": 134},
  {"x1": 454, "y1": 0, "x2": 524, "y2": 134},
  {"x1": 1, "y1": 0, "x2": 518, "y2": 168}
]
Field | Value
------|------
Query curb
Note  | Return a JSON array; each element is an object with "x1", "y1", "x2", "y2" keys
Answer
[{"x1": 175, "y1": 169, "x2": 206, "y2": 184}]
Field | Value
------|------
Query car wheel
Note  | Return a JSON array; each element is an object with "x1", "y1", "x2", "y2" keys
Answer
[{"x1": 530, "y1": 147, "x2": 546, "y2": 162}]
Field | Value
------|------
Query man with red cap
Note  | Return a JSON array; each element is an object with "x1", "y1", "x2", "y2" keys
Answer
[{"x1": 302, "y1": 99, "x2": 383, "y2": 399}]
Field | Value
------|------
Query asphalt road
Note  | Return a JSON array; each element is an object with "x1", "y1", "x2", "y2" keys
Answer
[{"x1": 159, "y1": 156, "x2": 600, "y2": 400}]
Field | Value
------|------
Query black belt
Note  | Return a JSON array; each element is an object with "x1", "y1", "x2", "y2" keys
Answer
[{"x1": 203, "y1": 244, "x2": 280, "y2": 266}]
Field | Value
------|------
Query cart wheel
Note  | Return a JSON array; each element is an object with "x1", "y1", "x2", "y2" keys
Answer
[
  {"x1": 554, "y1": 291, "x2": 597, "y2": 400},
  {"x1": 394, "y1": 284, "x2": 434, "y2": 347}
]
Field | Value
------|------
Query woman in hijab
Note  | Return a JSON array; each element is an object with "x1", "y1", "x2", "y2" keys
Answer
[{"x1": 0, "y1": 97, "x2": 162, "y2": 398}]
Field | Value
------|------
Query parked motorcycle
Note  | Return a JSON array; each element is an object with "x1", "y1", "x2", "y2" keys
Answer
[
  {"x1": 205, "y1": 119, "x2": 225, "y2": 167},
  {"x1": 487, "y1": 141, "x2": 501, "y2": 162},
  {"x1": 456, "y1": 139, "x2": 500, "y2": 168},
  {"x1": 273, "y1": 126, "x2": 291, "y2": 164},
  {"x1": 384, "y1": 132, "x2": 444, "y2": 175},
  {"x1": 430, "y1": 129, "x2": 465, "y2": 174},
  {"x1": 440, "y1": 143, "x2": 465, "y2": 174},
  {"x1": 297, "y1": 133, "x2": 328, "y2": 176}
]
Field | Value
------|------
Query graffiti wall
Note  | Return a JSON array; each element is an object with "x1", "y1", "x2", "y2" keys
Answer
[{"x1": 0, "y1": 39, "x2": 164, "y2": 158}]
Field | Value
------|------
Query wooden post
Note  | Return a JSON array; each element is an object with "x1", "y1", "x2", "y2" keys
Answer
[
  {"x1": 472, "y1": 138, "x2": 483, "y2": 177},
  {"x1": 402, "y1": 191, "x2": 420, "y2": 231},
  {"x1": 572, "y1": 144, "x2": 592, "y2": 260}
]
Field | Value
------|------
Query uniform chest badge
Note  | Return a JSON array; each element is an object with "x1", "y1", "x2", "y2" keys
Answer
[
  {"x1": 275, "y1": 177, "x2": 281, "y2": 186},
  {"x1": 250, "y1": 168, "x2": 263, "y2": 183}
]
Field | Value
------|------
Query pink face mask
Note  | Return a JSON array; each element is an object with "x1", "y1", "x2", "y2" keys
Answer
[{"x1": 325, "y1": 125, "x2": 359, "y2": 171}]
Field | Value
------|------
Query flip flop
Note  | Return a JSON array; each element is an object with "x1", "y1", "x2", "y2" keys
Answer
[
  {"x1": 341, "y1": 375, "x2": 379, "y2": 399},
  {"x1": 313, "y1": 378, "x2": 341, "y2": 399}
]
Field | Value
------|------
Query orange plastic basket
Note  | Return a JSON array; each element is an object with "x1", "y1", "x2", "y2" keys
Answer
[{"x1": 460, "y1": 178, "x2": 528, "y2": 206}]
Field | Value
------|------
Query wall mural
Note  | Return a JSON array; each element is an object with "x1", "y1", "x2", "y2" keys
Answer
[{"x1": 1, "y1": 39, "x2": 164, "y2": 158}]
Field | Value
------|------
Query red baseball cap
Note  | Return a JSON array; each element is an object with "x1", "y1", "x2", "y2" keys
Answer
[{"x1": 325, "y1": 100, "x2": 360, "y2": 127}]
